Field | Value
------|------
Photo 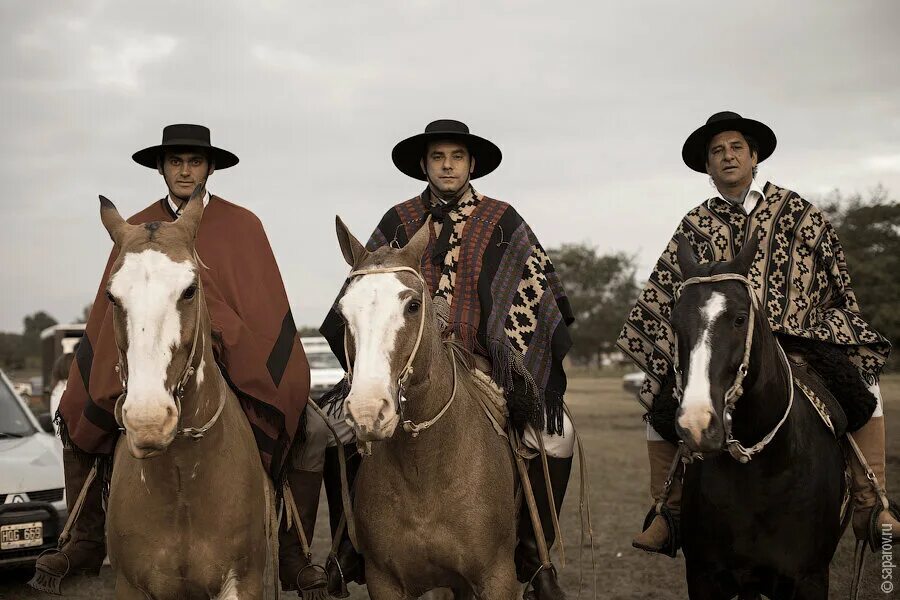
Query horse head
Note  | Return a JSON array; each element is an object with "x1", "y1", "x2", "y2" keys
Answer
[
  {"x1": 100, "y1": 185, "x2": 206, "y2": 459},
  {"x1": 334, "y1": 216, "x2": 434, "y2": 442},
  {"x1": 671, "y1": 229, "x2": 762, "y2": 454}
]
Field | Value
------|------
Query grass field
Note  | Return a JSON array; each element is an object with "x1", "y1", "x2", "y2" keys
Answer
[{"x1": 3, "y1": 375, "x2": 898, "y2": 599}]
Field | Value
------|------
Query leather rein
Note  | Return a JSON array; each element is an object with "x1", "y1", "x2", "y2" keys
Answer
[
  {"x1": 673, "y1": 273, "x2": 794, "y2": 464},
  {"x1": 113, "y1": 277, "x2": 226, "y2": 440},
  {"x1": 342, "y1": 265, "x2": 459, "y2": 438}
]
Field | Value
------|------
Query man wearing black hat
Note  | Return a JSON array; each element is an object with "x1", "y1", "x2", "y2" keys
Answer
[
  {"x1": 32, "y1": 125, "x2": 327, "y2": 597},
  {"x1": 316, "y1": 119, "x2": 576, "y2": 599},
  {"x1": 619, "y1": 111, "x2": 899, "y2": 555}
]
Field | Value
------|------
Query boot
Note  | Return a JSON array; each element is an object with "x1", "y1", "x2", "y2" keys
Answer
[
  {"x1": 515, "y1": 455, "x2": 572, "y2": 600},
  {"x1": 848, "y1": 416, "x2": 900, "y2": 549},
  {"x1": 323, "y1": 444, "x2": 365, "y2": 598},
  {"x1": 29, "y1": 449, "x2": 106, "y2": 595},
  {"x1": 280, "y1": 469, "x2": 328, "y2": 598},
  {"x1": 632, "y1": 439, "x2": 682, "y2": 556}
]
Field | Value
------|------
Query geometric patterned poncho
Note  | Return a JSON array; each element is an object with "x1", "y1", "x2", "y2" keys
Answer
[
  {"x1": 320, "y1": 187, "x2": 574, "y2": 435},
  {"x1": 617, "y1": 182, "x2": 892, "y2": 410},
  {"x1": 58, "y1": 196, "x2": 309, "y2": 480}
]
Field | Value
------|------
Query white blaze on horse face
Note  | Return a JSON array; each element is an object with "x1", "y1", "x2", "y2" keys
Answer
[
  {"x1": 110, "y1": 249, "x2": 195, "y2": 442},
  {"x1": 339, "y1": 272, "x2": 407, "y2": 439},
  {"x1": 678, "y1": 292, "x2": 727, "y2": 444}
]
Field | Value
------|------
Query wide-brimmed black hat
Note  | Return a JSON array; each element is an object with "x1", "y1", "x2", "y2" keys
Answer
[
  {"x1": 392, "y1": 119, "x2": 502, "y2": 181},
  {"x1": 682, "y1": 111, "x2": 776, "y2": 173},
  {"x1": 132, "y1": 124, "x2": 239, "y2": 170}
]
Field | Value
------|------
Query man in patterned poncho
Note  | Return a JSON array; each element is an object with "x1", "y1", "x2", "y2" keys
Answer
[
  {"x1": 620, "y1": 111, "x2": 899, "y2": 555},
  {"x1": 313, "y1": 119, "x2": 576, "y2": 599}
]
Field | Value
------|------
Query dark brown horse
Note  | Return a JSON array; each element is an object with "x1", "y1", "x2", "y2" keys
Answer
[
  {"x1": 100, "y1": 189, "x2": 273, "y2": 599},
  {"x1": 672, "y1": 233, "x2": 845, "y2": 599},
  {"x1": 332, "y1": 216, "x2": 519, "y2": 599}
]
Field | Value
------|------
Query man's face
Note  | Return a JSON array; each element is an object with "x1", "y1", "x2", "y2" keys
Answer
[
  {"x1": 420, "y1": 141, "x2": 475, "y2": 195},
  {"x1": 705, "y1": 130, "x2": 757, "y2": 189},
  {"x1": 158, "y1": 150, "x2": 214, "y2": 201}
]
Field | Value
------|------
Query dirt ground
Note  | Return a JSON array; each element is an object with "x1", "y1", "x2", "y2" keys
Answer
[{"x1": 2, "y1": 375, "x2": 897, "y2": 599}]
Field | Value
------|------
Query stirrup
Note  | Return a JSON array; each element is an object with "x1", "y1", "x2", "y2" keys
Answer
[
  {"x1": 29, "y1": 549, "x2": 70, "y2": 596},
  {"x1": 523, "y1": 563, "x2": 556, "y2": 600},
  {"x1": 636, "y1": 505, "x2": 680, "y2": 558},
  {"x1": 325, "y1": 553, "x2": 349, "y2": 599},
  {"x1": 296, "y1": 564, "x2": 329, "y2": 600}
]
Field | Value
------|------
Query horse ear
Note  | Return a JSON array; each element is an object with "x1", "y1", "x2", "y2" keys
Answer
[
  {"x1": 675, "y1": 233, "x2": 700, "y2": 278},
  {"x1": 732, "y1": 227, "x2": 762, "y2": 275},
  {"x1": 176, "y1": 184, "x2": 205, "y2": 238},
  {"x1": 402, "y1": 221, "x2": 430, "y2": 266},
  {"x1": 99, "y1": 195, "x2": 130, "y2": 245},
  {"x1": 335, "y1": 215, "x2": 367, "y2": 267}
]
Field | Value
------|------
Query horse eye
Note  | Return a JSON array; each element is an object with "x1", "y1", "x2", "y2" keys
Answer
[
  {"x1": 734, "y1": 315, "x2": 747, "y2": 327},
  {"x1": 407, "y1": 300, "x2": 421, "y2": 314},
  {"x1": 105, "y1": 290, "x2": 117, "y2": 306},
  {"x1": 182, "y1": 284, "x2": 197, "y2": 300}
]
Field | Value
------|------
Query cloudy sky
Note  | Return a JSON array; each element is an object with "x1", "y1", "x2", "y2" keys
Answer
[{"x1": 3, "y1": 1, "x2": 899, "y2": 333}]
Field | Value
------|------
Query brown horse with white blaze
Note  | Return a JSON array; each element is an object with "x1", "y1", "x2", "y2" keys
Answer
[
  {"x1": 333, "y1": 216, "x2": 520, "y2": 599},
  {"x1": 100, "y1": 187, "x2": 271, "y2": 599}
]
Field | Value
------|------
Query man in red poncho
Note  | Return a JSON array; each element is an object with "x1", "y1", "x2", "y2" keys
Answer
[{"x1": 32, "y1": 124, "x2": 325, "y2": 597}]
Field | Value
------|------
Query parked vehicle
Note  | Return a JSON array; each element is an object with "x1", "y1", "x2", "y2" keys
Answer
[
  {"x1": 622, "y1": 371, "x2": 645, "y2": 402},
  {"x1": 301, "y1": 337, "x2": 344, "y2": 400},
  {"x1": 0, "y1": 369, "x2": 66, "y2": 569}
]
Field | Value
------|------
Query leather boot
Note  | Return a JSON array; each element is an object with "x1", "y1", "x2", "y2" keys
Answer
[
  {"x1": 29, "y1": 449, "x2": 106, "y2": 595},
  {"x1": 632, "y1": 439, "x2": 682, "y2": 556},
  {"x1": 849, "y1": 416, "x2": 900, "y2": 548},
  {"x1": 280, "y1": 469, "x2": 328, "y2": 598},
  {"x1": 515, "y1": 455, "x2": 572, "y2": 600},
  {"x1": 323, "y1": 444, "x2": 365, "y2": 598}
]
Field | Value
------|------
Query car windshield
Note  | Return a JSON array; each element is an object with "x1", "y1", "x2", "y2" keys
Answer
[
  {"x1": 0, "y1": 375, "x2": 36, "y2": 437},
  {"x1": 307, "y1": 352, "x2": 341, "y2": 370}
]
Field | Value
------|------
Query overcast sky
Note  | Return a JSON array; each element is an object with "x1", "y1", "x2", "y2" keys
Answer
[{"x1": 3, "y1": 1, "x2": 899, "y2": 333}]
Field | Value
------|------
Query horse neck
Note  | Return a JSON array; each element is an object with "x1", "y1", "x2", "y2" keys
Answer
[
  {"x1": 729, "y1": 307, "x2": 791, "y2": 448},
  {"x1": 383, "y1": 327, "x2": 472, "y2": 467}
]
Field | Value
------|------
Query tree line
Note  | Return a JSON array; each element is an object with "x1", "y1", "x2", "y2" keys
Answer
[{"x1": 1, "y1": 189, "x2": 896, "y2": 372}]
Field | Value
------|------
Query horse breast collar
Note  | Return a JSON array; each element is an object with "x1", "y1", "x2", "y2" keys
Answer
[
  {"x1": 674, "y1": 273, "x2": 794, "y2": 464},
  {"x1": 113, "y1": 276, "x2": 227, "y2": 440},
  {"x1": 342, "y1": 264, "x2": 459, "y2": 439}
]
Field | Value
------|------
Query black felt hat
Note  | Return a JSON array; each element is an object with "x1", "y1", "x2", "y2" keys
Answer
[
  {"x1": 132, "y1": 124, "x2": 239, "y2": 170},
  {"x1": 682, "y1": 111, "x2": 776, "y2": 173},
  {"x1": 392, "y1": 119, "x2": 502, "y2": 181}
]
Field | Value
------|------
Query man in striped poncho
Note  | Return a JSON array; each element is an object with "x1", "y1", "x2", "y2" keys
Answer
[
  {"x1": 620, "y1": 111, "x2": 899, "y2": 556},
  {"x1": 312, "y1": 119, "x2": 576, "y2": 599}
]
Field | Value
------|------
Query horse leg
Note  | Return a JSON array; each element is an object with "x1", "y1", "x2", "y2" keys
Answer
[
  {"x1": 476, "y1": 559, "x2": 519, "y2": 600},
  {"x1": 783, "y1": 571, "x2": 828, "y2": 600},
  {"x1": 365, "y1": 566, "x2": 413, "y2": 600},
  {"x1": 114, "y1": 572, "x2": 146, "y2": 600},
  {"x1": 685, "y1": 564, "x2": 736, "y2": 600}
]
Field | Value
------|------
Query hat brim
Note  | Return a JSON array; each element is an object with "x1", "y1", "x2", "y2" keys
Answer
[
  {"x1": 392, "y1": 132, "x2": 502, "y2": 181},
  {"x1": 682, "y1": 118, "x2": 776, "y2": 173},
  {"x1": 132, "y1": 142, "x2": 239, "y2": 170}
]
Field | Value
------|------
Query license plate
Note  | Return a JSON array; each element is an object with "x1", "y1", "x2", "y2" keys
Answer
[{"x1": 0, "y1": 521, "x2": 43, "y2": 550}]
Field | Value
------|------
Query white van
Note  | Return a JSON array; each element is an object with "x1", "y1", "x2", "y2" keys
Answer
[
  {"x1": 301, "y1": 337, "x2": 345, "y2": 400},
  {"x1": 0, "y1": 370, "x2": 67, "y2": 568}
]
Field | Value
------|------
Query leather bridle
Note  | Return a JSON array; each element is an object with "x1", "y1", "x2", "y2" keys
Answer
[
  {"x1": 113, "y1": 276, "x2": 226, "y2": 441},
  {"x1": 673, "y1": 273, "x2": 794, "y2": 463},
  {"x1": 342, "y1": 265, "x2": 458, "y2": 438}
]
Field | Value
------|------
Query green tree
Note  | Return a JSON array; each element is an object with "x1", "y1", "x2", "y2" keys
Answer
[
  {"x1": 548, "y1": 243, "x2": 639, "y2": 364},
  {"x1": 823, "y1": 186, "x2": 900, "y2": 370},
  {"x1": 22, "y1": 311, "x2": 58, "y2": 358}
]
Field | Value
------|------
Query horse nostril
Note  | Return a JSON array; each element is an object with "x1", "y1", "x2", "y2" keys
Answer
[{"x1": 166, "y1": 406, "x2": 175, "y2": 418}]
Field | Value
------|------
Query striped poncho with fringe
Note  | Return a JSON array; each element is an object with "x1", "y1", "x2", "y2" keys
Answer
[
  {"x1": 320, "y1": 188, "x2": 574, "y2": 435},
  {"x1": 617, "y1": 182, "x2": 891, "y2": 411}
]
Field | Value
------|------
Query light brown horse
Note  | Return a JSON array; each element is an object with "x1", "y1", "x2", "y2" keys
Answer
[
  {"x1": 333, "y1": 217, "x2": 519, "y2": 599},
  {"x1": 100, "y1": 188, "x2": 272, "y2": 599}
]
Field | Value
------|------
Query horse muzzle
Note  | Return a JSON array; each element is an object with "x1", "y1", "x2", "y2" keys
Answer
[
  {"x1": 345, "y1": 394, "x2": 399, "y2": 441},
  {"x1": 676, "y1": 407, "x2": 724, "y2": 454},
  {"x1": 121, "y1": 400, "x2": 179, "y2": 458}
]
